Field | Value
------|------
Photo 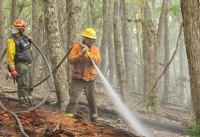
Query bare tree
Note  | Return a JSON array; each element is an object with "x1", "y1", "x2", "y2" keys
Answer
[
  {"x1": 57, "y1": 0, "x2": 66, "y2": 48},
  {"x1": 43, "y1": 0, "x2": 68, "y2": 111},
  {"x1": 113, "y1": 0, "x2": 126, "y2": 103},
  {"x1": 163, "y1": 0, "x2": 169, "y2": 102},
  {"x1": 141, "y1": 1, "x2": 149, "y2": 96},
  {"x1": 0, "y1": 0, "x2": 5, "y2": 56},
  {"x1": 107, "y1": 0, "x2": 115, "y2": 85},
  {"x1": 99, "y1": 0, "x2": 108, "y2": 76},
  {"x1": 10, "y1": 0, "x2": 17, "y2": 26},
  {"x1": 180, "y1": 0, "x2": 200, "y2": 121},
  {"x1": 142, "y1": 0, "x2": 158, "y2": 115},
  {"x1": 66, "y1": 0, "x2": 82, "y2": 82},
  {"x1": 122, "y1": 0, "x2": 133, "y2": 95},
  {"x1": 32, "y1": 0, "x2": 39, "y2": 83}
]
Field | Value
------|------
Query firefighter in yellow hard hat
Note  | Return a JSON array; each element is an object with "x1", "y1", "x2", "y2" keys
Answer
[
  {"x1": 6, "y1": 19, "x2": 33, "y2": 108},
  {"x1": 64, "y1": 28, "x2": 101, "y2": 122}
]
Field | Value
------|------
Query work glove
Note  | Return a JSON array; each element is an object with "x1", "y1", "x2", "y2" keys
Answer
[
  {"x1": 79, "y1": 44, "x2": 90, "y2": 56},
  {"x1": 27, "y1": 36, "x2": 32, "y2": 43},
  {"x1": 82, "y1": 44, "x2": 90, "y2": 53},
  {"x1": 10, "y1": 69, "x2": 18, "y2": 79}
]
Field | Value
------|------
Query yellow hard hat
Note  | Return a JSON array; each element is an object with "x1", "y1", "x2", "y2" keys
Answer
[{"x1": 82, "y1": 28, "x2": 97, "y2": 39}]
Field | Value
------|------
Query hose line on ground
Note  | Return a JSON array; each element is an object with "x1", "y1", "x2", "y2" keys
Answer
[
  {"x1": 0, "y1": 101, "x2": 29, "y2": 137},
  {"x1": 1, "y1": 46, "x2": 73, "y2": 93},
  {"x1": 0, "y1": 39, "x2": 53, "y2": 137}
]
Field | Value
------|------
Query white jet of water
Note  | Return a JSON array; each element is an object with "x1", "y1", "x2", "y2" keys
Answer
[{"x1": 91, "y1": 60, "x2": 152, "y2": 137}]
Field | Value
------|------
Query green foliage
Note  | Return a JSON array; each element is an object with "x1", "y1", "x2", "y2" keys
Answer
[
  {"x1": 145, "y1": 93, "x2": 157, "y2": 113},
  {"x1": 185, "y1": 119, "x2": 200, "y2": 137},
  {"x1": 169, "y1": 5, "x2": 181, "y2": 15},
  {"x1": 170, "y1": 75, "x2": 189, "y2": 93}
]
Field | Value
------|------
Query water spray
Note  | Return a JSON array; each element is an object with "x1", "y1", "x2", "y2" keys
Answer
[{"x1": 86, "y1": 51, "x2": 152, "y2": 137}]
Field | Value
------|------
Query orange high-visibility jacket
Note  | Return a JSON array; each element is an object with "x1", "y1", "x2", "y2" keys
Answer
[{"x1": 68, "y1": 43, "x2": 101, "y2": 81}]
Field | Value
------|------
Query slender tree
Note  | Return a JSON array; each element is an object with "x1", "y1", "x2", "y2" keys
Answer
[
  {"x1": 141, "y1": 1, "x2": 149, "y2": 96},
  {"x1": 0, "y1": 0, "x2": 5, "y2": 56},
  {"x1": 66, "y1": 0, "x2": 82, "y2": 82},
  {"x1": 163, "y1": 0, "x2": 169, "y2": 102},
  {"x1": 157, "y1": 0, "x2": 168, "y2": 47},
  {"x1": 122, "y1": 0, "x2": 133, "y2": 95},
  {"x1": 142, "y1": 0, "x2": 158, "y2": 115},
  {"x1": 99, "y1": 0, "x2": 108, "y2": 76},
  {"x1": 113, "y1": 0, "x2": 126, "y2": 103},
  {"x1": 32, "y1": 0, "x2": 39, "y2": 83},
  {"x1": 43, "y1": 0, "x2": 68, "y2": 111},
  {"x1": 180, "y1": 0, "x2": 200, "y2": 121},
  {"x1": 107, "y1": 0, "x2": 115, "y2": 85},
  {"x1": 10, "y1": 0, "x2": 17, "y2": 26},
  {"x1": 57, "y1": 0, "x2": 66, "y2": 49}
]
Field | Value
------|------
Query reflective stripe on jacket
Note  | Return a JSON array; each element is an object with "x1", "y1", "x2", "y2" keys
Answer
[
  {"x1": 6, "y1": 34, "x2": 32, "y2": 70},
  {"x1": 68, "y1": 43, "x2": 101, "y2": 81}
]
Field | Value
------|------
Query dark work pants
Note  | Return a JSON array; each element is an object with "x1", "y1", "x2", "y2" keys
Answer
[
  {"x1": 65, "y1": 79, "x2": 97, "y2": 117},
  {"x1": 15, "y1": 63, "x2": 33, "y2": 106}
]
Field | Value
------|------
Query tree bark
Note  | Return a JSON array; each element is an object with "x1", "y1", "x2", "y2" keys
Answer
[
  {"x1": 163, "y1": 0, "x2": 169, "y2": 102},
  {"x1": 113, "y1": 0, "x2": 126, "y2": 103},
  {"x1": 99, "y1": 0, "x2": 108, "y2": 76},
  {"x1": 135, "y1": 17, "x2": 144, "y2": 94},
  {"x1": 0, "y1": 0, "x2": 5, "y2": 57},
  {"x1": 43, "y1": 0, "x2": 68, "y2": 111},
  {"x1": 141, "y1": 2, "x2": 149, "y2": 96},
  {"x1": 10, "y1": 0, "x2": 17, "y2": 26},
  {"x1": 107, "y1": 0, "x2": 116, "y2": 86},
  {"x1": 122, "y1": 0, "x2": 133, "y2": 95},
  {"x1": 157, "y1": 0, "x2": 168, "y2": 47},
  {"x1": 66, "y1": 0, "x2": 82, "y2": 83},
  {"x1": 180, "y1": 0, "x2": 200, "y2": 121},
  {"x1": 32, "y1": 0, "x2": 39, "y2": 83}
]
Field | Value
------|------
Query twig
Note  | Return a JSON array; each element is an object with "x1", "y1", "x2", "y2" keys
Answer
[{"x1": 133, "y1": 23, "x2": 183, "y2": 109}]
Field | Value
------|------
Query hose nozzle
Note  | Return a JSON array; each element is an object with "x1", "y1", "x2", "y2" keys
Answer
[{"x1": 86, "y1": 51, "x2": 91, "y2": 58}]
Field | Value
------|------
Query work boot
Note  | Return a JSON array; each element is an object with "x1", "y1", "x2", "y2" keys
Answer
[
  {"x1": 19, "y1": 100, "x2": 32, "y2": 108},
  {"x1": 19, "y1": 102, "x2": 32, "y2": 108},
  {"x1": 90, "y1": 117, "x2": 97, "y2": 122},
  {"x1": 64, "y1": 113, "x2": 74, "y2": 118}
]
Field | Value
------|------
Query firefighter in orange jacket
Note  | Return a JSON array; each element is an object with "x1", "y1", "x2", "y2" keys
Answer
[{"x1": 64, "y1": 28, "x2": 101, "y2": 122}]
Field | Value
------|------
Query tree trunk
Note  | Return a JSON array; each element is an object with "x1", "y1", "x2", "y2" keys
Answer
[
  {"x1": 163, "y1": 0, "x2": 169, "y2": 102},
  {"x1": 141, "y1": 2, "x2": 149, "y2": 96},
  {"x1": 0, "y1": 0, "x2": 5, "y2": 57},
  {"x1": 122, "y1": 0, "x2": 133, "y2": 95},
  {"x1": 36, "y1": 13, "x2": 46, "y2": 88},
  {"x1": 107, "y1": 0, "x2": 115, "y2": 86},
  {"x1": 66, "y1": 0, "x2": 82, "y2": 83},
  {"x1": 32, "y1": 0, "x2": 39, "y2": 83},
  {"x1": 180, "y1": 0, "x2": 200, "y2": 121},
  {"x1": 43, "y1": 0, "x2": 68, "y2": 111},
  {"x1": 57, "y1": 0, "x2": 66, "y2": 50},
  {"x1": 142, "y1": 0, "x2": 158, "y2": 113},
  {"x1": 99, "y1": 0, "x2": 108, "y2": 76},
  {"x1": 113, "y1": 0, "x2": 126, "y2": 103},
  {"x1": 135, "y1": 17, "x2": 143, "y2": 94},
  {"x1": 86, "y1": 0, "x2": 93, "y2": 27},
  {"x1": 179, "y1": 30, "x2": 185, "y2": 104},
  {"x1": 10, "y1": 0, "x2": 17, "y2": 26},
  {"x1": 157, "y1": 0, "x2": 168, "y2": 47}
]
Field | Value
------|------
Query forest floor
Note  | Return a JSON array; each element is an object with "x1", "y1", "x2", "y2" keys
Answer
[{"x1": 0, "y1": 63, "x2": 192, "y2": 137}]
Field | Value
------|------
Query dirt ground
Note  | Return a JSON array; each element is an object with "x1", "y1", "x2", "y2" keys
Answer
[{"x1": 0, "y1": 64, "x2": 191, "y2": 137}]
